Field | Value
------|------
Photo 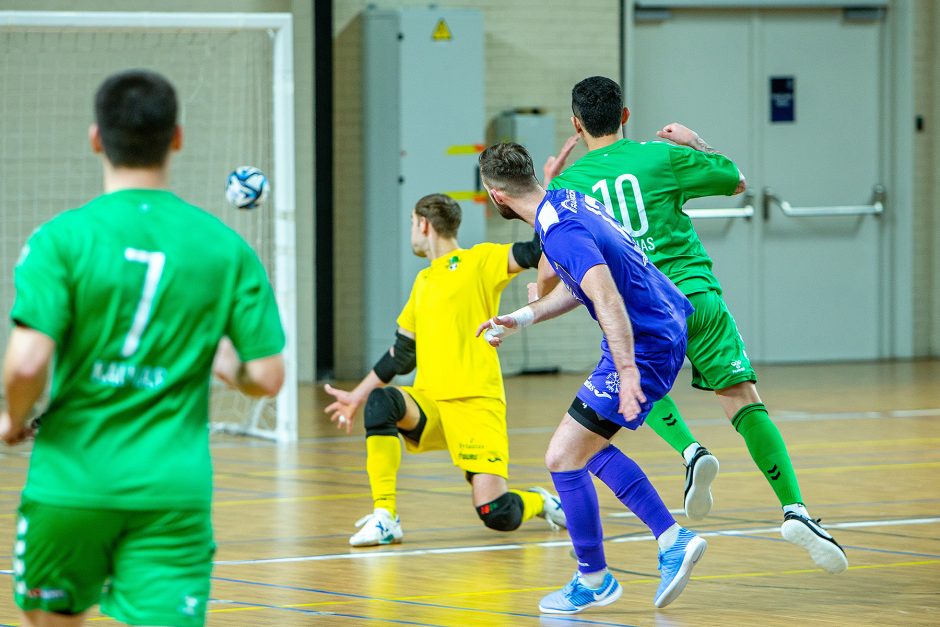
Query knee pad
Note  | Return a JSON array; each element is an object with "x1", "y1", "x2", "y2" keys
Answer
[
  {"x1": 364, "y1": 387, "x2": 406, "y2": 437},
  {"x1": 476, "y1": 492, "x2": 523, "y2": 532}
]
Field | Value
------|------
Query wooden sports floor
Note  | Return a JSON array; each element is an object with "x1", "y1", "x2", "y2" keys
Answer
[{"x1": 1, "y1": 360, "x2": 939, "y2": 626}]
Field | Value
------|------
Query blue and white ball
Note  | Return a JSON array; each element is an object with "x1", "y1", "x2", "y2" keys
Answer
[{"x1": 225, "y1": 166, "x2": 270, "y2": 210}]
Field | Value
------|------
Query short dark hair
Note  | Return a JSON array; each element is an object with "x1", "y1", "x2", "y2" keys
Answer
[
  {"x1": 414, "y1": 193, "x2": 461, "y2": 237},
  {"x1": 94, "y1": 69, "x2": 178, "y2": 167},
  {"x1": 478, "y1": 142, "x2": 539, "y2": 195},
  {"x1": 571, "y1": 76, "x2": 623, "y2": 137}
]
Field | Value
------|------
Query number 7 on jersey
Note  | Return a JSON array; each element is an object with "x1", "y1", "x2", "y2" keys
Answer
[{"x1": 121, "y1": 248, "x2": 166, "y2": 358}]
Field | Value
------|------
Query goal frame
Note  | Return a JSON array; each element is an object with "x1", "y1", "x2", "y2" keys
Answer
[{"x1": 0, "y1": 10, "x2": 299, "y2": 442}]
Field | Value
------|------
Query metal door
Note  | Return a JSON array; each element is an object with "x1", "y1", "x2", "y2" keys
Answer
[{"x1": 629, "y1": 5, "x2": 887, "y2": 362}]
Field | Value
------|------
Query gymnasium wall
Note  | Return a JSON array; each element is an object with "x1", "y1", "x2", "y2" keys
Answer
[
  {"x1": 915, "y1": 0, "x2": 940, "y2": 355},
  {"x1": 333, "y1": 0, "x2": 619, "y2": 379},
  {"x1": 335, "y1": 0, "x2": 940, "y2": 377}
]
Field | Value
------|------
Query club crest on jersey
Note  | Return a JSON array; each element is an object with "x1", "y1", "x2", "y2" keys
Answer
[
  {"x1": 448, "y1": 255, "x2": 460, "y2": 271},
  {"x1": 605, "y1": 372, "x2": 621, "y2": 394}
]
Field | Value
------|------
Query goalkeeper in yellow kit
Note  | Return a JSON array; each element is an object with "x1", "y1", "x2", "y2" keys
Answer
[{"x1": 324, "y1": 193, "x2": 565, "y2": 546}]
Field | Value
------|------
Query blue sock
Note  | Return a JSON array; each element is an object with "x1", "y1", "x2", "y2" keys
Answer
[
  {"x1": 587, "y1": 445, "x2": 676, "y2": 538},
  {"x1": 551, "y1": 467, "x2": 606, "y2": 573}
]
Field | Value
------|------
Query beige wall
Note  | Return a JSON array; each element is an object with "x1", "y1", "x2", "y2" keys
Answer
[
  {"x1": 333, "y1": 0, "x2": 619, "y2": 378},
  {"x1": 2, "y1": 0, "x2": 318, "y2": 381},
  {"x1": 917, "y1": 0, "x2": 940, "y2": 354}
]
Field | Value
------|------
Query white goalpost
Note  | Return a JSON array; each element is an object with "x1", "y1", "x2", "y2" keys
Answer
[{"x1": 0, "y1": 11, "x2": 298, "y2": 442}]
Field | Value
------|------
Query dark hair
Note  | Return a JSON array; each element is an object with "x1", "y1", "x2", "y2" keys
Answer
[
  {"x1": 571, "y1": 76, "x2": 623, "y2": 137},
  {"x1": 94, "y1": 69, "x2": 178, "y2": 167},
  {"x1": 414, "y1": 193, "x2": 461, "y2": 237},
  {"x1": 478, "y1": 142, "x2": 539, "y2": 195}
]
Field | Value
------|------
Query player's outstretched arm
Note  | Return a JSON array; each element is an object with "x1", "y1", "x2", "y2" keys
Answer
[
  {"x1": 476, "y1": 280, "x2": 581, "y2": 347},
  {"x1": 657, "y1": 122, "x2": 747, "y2": 194},
  {"x1": 325, "y1": 328, "x2": 415, "y2": 434},
  {"x1": 534, "y1": 254, "x2": 560, "y2": 302},
  {"x1": 213, "y1": 337, "x2": 285, "y2": 398},
  {"x1": 1, "y1": 325, "x2": 55, "y2": 445},
  {"x1": 579, "y1": 265, "x2": 646, "y2": 421},
  {"x1": 543, "y1": 134, "x2": 580, "y2": 187}
]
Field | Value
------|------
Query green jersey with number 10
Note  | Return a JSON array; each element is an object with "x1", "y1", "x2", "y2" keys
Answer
[
  {"x1": 11, "y1": 189, "x2": 285, "y2": 511},
  {"x1": 549, "y1": 138, "x2": 740, "y2": 295}
]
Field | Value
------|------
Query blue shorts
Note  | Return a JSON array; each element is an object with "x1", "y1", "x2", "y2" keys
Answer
[{"x1": 575, "y1": 340, "x2": 687, "y2": 431}]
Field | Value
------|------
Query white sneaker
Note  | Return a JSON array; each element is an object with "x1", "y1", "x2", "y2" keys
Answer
[
  {"x1": 529, "y1": 486, "x2": 567, "y2": 530},
  {"x1": 683, "y1": 447, "x2": 719, "y2": 521},
  {"x1": 781, "y1": 512, "x2": 848, "y2": 574},
  {"x1": 349, "y1": 508, "x2": 403, "y2": 547}
]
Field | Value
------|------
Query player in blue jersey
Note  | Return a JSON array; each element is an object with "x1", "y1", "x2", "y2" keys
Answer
[{"x1": 476, "y1": 142, "x2": 706, "y2": 614}]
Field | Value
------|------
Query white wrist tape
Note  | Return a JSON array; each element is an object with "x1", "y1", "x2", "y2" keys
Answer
[{"x1": 483, "y1": 306, "x2": 535, "y2": 341}]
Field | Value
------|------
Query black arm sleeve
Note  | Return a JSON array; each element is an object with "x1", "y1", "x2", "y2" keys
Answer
[
  {"x1": 511, "y1": 230, "x2": 542, "y2": 270},
  {"x1": 372, "y1": 331, "x2": 417, "y2": 383}
]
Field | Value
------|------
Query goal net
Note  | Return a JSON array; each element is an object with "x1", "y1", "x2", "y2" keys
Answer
[{"x1": 0, "y1": 12, "x2": 298, "y2": 442}]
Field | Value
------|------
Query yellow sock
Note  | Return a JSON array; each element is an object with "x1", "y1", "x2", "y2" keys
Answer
[
  {"x1": 366, "y1": 435, "x2": 401, "y2": 517},
  {"x1": 510, "y1": 489, "x2": 543, "y2": 523}
]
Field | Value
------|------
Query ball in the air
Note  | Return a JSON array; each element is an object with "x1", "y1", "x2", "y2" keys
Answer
[{"x1": 225, "y1": 166, "x2": 269, "y2": 210}]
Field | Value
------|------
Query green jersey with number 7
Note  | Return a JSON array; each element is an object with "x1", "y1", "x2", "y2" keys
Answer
[{"x1": 11, "y1": 188, "x2": 285, "y2": 510}]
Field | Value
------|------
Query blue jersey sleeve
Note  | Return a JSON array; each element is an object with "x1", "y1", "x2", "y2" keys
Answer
[{"x1": 543, "y1": 218, "x2": 607, "y2": 288}]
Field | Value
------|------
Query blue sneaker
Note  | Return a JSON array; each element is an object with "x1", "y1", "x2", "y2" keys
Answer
[
  {"x1": 538, "y1": 571, "x2": 622, "y2": 614},
  {"x1": 654, "y1": 528, "x2": 706, "y2": 608}
]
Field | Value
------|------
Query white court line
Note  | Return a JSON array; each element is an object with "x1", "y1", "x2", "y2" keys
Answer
[
  {"x1": 282, "y1": 407, "x2": 940, "y2": 444},
  {"x1": 213, "y1": 516, "x2": 940, "y2": 566}
]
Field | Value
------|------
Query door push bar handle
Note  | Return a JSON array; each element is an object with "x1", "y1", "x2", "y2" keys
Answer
[
  {"x1": 684, "y1": 190, "x2": 755, "y2": 220},
  {"x1": 762, "y1": 185, "x2": 886, "y2": 220}
]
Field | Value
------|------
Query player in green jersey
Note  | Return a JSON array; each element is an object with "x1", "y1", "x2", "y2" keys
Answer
[
  {"x1": 1, "y1": 69, "x2": 286, "y2": 627},
  {"x1": 540, "y1": 76, "x2": 847, "y2": 574}
]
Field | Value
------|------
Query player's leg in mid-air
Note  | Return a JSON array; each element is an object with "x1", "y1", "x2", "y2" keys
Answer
[
  {"x1": 539, "y1": 350, "x2": 707, "y2": 615},
  {"x1": 644, "y1": 395, "x2": 720, "y2": 520},
  {"x1": 689, "y1": 289, "x2": 847, "y2": 573},
  {"x1": 437, "y1": 397, "x2": 566, "y2": 533}
]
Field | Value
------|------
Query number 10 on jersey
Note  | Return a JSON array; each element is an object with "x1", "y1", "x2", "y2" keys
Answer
[{"x1": 592, "y1": 174, "x2": 649, "y2": 238}]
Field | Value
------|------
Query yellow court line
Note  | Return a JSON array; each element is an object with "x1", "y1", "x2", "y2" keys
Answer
[
  {"x1": 199, "y1": 559, "x2": 940, "y2": 618},
  {"x1": 214, "y1": 492, "x2": 372, "y2": 507}
]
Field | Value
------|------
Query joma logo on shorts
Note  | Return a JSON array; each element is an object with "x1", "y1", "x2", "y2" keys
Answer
[{"x1": 583, "y1": 379, "x2": 611, "y2": 399}]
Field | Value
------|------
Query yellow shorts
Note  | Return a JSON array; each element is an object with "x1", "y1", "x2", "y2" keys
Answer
[{"x1": 399, "y1": 387, "x2": 509, "y2": 479}]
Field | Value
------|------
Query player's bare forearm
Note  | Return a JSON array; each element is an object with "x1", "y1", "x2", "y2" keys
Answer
[
  {"x1": 579, "y1": 266, "x2": 636, "y2": 370},
  {"x1": 2, "y1": 326, "x2": 54, "y2": 425},
  {"x1": 529, "y1": 280, "x2": 581, "y2": 323},
  {"x1": 657, "y1": 122, "x2": 747, "y2": 195},
  {"x1": 238, "y1": 354, "x2": 285, "y2": 397},
  {"x1": 535, "y1": 255, "x2": 560, "y2": 301},
  {"x1": 543, "y1": 134, "x2": 580, "y2": 187},
  {"x1": 213, "y1": 338, "x2": 284, "y2": 397},
  {"x1": 350, "y1": 370, "x2": 384, "y2": 403}
]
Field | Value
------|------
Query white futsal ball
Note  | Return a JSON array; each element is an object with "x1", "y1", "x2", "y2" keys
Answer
[{"x1": 225, "y1": 166, "x2": 270, "y2": 210}]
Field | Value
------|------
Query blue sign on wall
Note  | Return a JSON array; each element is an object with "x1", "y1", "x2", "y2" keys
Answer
[{"x1": 770, "y1": 76, "x2": 795, "y2": 123}]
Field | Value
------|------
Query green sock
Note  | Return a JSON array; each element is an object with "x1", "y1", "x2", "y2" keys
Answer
[
  {"x1": 645, "y1": 395, "x2": 697, "y2": 456},
  {"x1": 732, "y1": 403, "x2": 803, "y2": 506}
]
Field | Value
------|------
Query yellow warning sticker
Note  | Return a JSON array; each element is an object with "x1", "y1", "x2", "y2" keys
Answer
[{"x1": 432, "y1": 19, "x2": 451, "y2": 41}]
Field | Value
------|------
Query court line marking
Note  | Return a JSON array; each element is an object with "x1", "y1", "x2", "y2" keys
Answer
[
  {"x1": 211, "y1": 575, "x2": 640, "y2": 626},
  {"x1": 206, "y1": 560, "x2": 937, "y2": 623},
  {"x1": 213, "y1": 516, "x2": 940, "y2": 566}
]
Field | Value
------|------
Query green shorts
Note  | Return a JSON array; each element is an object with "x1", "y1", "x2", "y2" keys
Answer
[
  {"x1": 12, "y1": 498, "x2": 214, "y2": 626},
  {"x1": 686, "y1": 289, "x2": 757, "y2": 391}
]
